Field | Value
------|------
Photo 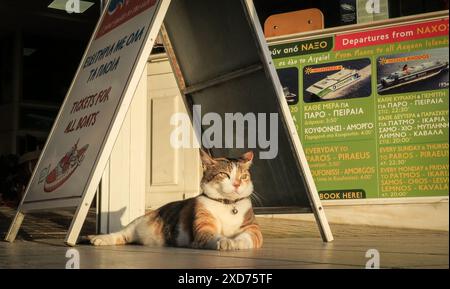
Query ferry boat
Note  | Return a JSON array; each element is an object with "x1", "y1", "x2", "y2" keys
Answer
[
  {"x1": 283, "y1": 87, "x2": 298, "y2": 105},
  {"x1": 44, "y1": 141, "x2": 89, "y2": 193},
  {"x1": 306, "y1": 68, "x2": 361, "y2": 99},
  {"x1": 378, "y1": 60, "x2": 449, "y2": 92}
]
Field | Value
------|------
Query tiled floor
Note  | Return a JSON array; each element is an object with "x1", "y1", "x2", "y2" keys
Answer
[{"x1": 0, "y1": 206, "x2": 448, "y2": 269}]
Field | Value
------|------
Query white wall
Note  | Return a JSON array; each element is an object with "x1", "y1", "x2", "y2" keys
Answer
[
  {"x1": 99, "y1": 56, "x2": 201, "y2": 233},
  {"x1": 145, "y1": 55, "x2": 201, "y2": 210},
  {"x1": 98, "y1": 67, "x2": 147, "y2": 233}
]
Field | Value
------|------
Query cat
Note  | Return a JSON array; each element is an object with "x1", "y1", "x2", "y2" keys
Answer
[{"x1": 88, "y1": 150, "x2": 263, "y2": 251}]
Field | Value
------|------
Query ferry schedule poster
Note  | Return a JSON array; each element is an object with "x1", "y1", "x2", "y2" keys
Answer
[{"x1": 271, "y1": 17, "x2": 449, "y2": 200}]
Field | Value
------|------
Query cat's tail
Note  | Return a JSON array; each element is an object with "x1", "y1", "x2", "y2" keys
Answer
[{"x1": 87, "y1": 216, "x2": 142, "y2": 246}]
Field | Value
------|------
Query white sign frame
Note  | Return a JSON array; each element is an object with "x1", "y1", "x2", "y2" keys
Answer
[
  {"x1": 6, "y1": 0, "x2": 172, "y2": 246},
  {"x1": 244, "y1": 0, "x2": 333, "y2": 242}
]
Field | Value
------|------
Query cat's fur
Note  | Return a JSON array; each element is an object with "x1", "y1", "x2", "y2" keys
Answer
[{"x1": 88, "y1": 150, "x2": 263, "y2": 250}]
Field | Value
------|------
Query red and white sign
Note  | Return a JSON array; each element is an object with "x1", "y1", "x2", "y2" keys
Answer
[
  {"x1": 335, "y1": 18, "x2": 449, "y2": 50},
  {"x1": 96, "y1": 0, "x2": 157, "y2": 39},
  {"x1": 20, "y1": 0, "x2": 168, "y2": 210}
]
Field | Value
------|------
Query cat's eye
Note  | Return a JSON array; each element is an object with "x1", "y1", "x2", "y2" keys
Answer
[
  {"x1": 217, "y1": 172, "x2": 230, "y2": 178},
  {"x1": 240, "y1": 174, "x2": 249, "y2": 180}
]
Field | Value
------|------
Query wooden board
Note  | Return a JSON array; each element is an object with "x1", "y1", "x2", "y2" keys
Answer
[{"x1": 264, "y1": 8, "x2": 324, "y2": 38}]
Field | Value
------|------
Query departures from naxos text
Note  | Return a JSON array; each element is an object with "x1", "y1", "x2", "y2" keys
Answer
[{"x1": 178, "y1": 273, "x2": 273, "y2": 287}]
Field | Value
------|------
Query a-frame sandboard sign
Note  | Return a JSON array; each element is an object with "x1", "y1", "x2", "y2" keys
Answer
[{"x1": 6, "y1": 0, "x2": 333, "y2": 246}]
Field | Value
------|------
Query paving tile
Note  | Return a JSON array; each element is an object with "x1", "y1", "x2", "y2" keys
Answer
[{"x1": 0, "y1": 206, "x2": 448, "y2": 269}]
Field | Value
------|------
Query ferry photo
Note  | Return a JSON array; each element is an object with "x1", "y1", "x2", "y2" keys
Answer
[
  {"x1": 303, "y1": 59, "x2": 372, "y2": 103},
  {"x1": 277, "y1": 67, "x2": 299, "y2": 105},
  {"x1": 377, "y1": 48, "x2": 449, "y2": 95},
  {"x1": 306, "y1": 68, "x2": 362, "y2": 99}
]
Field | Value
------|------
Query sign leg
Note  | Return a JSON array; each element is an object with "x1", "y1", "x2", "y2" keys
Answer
[
  {"x1": 311, "y1": 201, "x2": 334, "y2": 242},
  {"x1": 65, "y1": 191, "x2": 96, "y2": 246},
  {"x1": 4, "y1": 210, "x2": 25, "y2": 243},
  {"x1": 243, "y1": 0, "x2": 334, "y2": 243}
]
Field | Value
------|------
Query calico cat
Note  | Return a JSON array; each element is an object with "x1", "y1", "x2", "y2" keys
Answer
[{"x1": 88, "y1": 150, "x2": 263, "y2": 251}]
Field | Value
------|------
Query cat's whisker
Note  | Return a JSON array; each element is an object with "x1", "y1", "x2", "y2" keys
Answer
[{"x1": 250, "y1": 190, "x2": 264, "y2": 206}]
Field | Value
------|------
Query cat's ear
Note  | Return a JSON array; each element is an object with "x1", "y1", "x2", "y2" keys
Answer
[
  {"x1": 240, "y1": 151, "x2": 254, "y2": 169},
  {"x1": 200, "y1": 149, "x2": 217, "y2": 169}
]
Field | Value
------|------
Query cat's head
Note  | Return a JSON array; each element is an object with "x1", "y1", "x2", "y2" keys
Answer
[{"x1": 200, "y1": 150, "x2": 254, "y2": 201}]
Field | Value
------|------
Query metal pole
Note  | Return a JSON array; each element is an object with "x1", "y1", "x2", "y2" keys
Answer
[{"x1": 99, "y1": 0, "x2": 105, "y2": 14}]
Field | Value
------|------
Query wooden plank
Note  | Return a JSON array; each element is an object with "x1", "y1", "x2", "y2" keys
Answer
[
  {"x1": 128, "y1": 67, "x2": 148, "y2": 222},
  {"x1": 151, "y1": 96, "x2": 179, "y2": 186},
  {"x1": 1, "y1": 208, "x2": 447, "y2": 269},
  {"x1": 264, "y1": 9, "x2": 324, "y2": 38}
]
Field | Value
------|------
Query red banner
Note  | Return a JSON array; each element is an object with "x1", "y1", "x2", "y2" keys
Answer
[
  {"x1": 96, "y1": 0, "x2": 157, "y2": 39},
  {"x1": 334, "y1": 18, "x2": 449, "y2": 51}
]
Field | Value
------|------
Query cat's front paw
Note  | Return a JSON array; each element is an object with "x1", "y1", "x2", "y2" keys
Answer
[
  {"x1": 88, "y1": 235, "x2": 113, "y2": 246},
  {"x1": 217, "y1": 238, "x2": 236, "y2": 251},
  {"x1": 234, "y1": 238, "x2": 252, "y2": 250}
]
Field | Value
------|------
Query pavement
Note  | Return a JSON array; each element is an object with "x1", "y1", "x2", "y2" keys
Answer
[{"x1": 0, "y1": 206, "x2": 448, "y2": 269}]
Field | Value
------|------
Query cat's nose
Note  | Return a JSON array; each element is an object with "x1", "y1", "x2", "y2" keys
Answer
[{"x1": 233, "y1": 181, "x2": 241, "y2": 188}]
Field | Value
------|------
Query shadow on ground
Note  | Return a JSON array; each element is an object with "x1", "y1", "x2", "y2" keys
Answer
[{"x1": 0, "y1": 206, "x2": 96, "y2": 241}]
